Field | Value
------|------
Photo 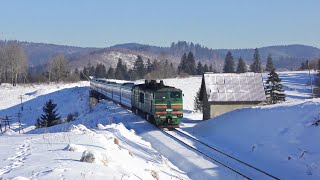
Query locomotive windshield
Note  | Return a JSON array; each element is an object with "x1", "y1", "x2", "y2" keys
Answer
[
  {"x1": 170, "y1": 92, "x2": 181, "y2": 99},
  {"x1": 155, "y1": 92, "x2": 166, "y2": 99}
]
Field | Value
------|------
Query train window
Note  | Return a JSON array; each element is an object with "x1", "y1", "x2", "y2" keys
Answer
[
  {"x1": 170, "y1": 92, "x2": 181, "y2": 99},
  {"x1": 139, "y1": 93, "x2": 144, "y2": 103},
  {"x1": 155, "y1": 92, "x2": 166, "y2": 99}
]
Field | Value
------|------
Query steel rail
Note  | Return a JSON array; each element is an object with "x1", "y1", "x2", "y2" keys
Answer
[{"x1": 173, "y1": 129, "x2": 280, "y2": 180}]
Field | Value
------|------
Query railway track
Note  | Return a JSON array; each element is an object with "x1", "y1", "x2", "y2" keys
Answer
[{"x1": 161, "y1": 128, "x2": 279, "y2": 180}]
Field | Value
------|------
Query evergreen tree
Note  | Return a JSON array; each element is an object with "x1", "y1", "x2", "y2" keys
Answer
[
  {"x1": 299, "y1": 60, "x2": 310, "y2": 70},
  {"x1": 95, "y1": 63, "x2": 106, "y2": 78},
  {"x1": 194, "y1": 87, "x2": 203, "y2": 112},
  {"x1": 132, "y1": 55, "x2": 145, "y2": 79},
  {"x1": 170, "y1": 62, "x2": 174, "y2": 69},
  {"x1": 152, "y1": 60, "x2": 159, "y2": 72},
  {"x1": 177, "y1": 52, "x2": 196, "y2": 75},
  {"x1": 80, "y1": 67, "x2": 89, "y2": 80},
  {"x1": 236, "y1": 57, "x2": 247, "y2": 73},
  {"x1": 265, "y1": 70, "x2": 285, "y2": 104},
  {"x1": 265, "y1": 54, "x2": 275, "y2": 72},
  {"x1": 74, "y1": 68, "x2": 79, "y2": 75},
  {"x1": 115, "y1": 58, "x2": 124, "y2": 80},
  {"x1": 204, "y1": 64, "x2": 209, "y2": 73},
  {"x1": 128, "y1": 69, "x2": 135, "y2": 80},
  {"x1": 106, "y1": 67, "x2": 115, "y2": 79},
  {"x1": 89, "y1": 65, "x2": 95, "y2": 77},
  {"x1": 37, "y1": 99, "x2": 61, "y2": 127},
  {"x1": 209, "y1": 64, "x2": 213, "y2": 72},
  {"x1": 186, "y1": 52, "x2": 196, "y2": 75},
  {"x1": 178, "y1": 53, "x2": 187, "y2": 74},
  {"x1": 196, "y1": 61, "x2": 204, "y2": 75},
  {"x1": 223, "y1": 51, "x2": 235, "y2": 73},
  {"x1": 35, "y1": 118, "x2": 46, "y2": 128},
  {"x1": 250, "y1": 48, "x2": 262, "y2": 72}
]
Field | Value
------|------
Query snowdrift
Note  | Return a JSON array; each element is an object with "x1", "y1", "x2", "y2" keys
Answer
[{"x1": 193, "y1": 99, "x2": 320, "y2": 179}]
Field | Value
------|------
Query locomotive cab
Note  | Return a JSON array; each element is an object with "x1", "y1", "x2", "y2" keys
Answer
[
  {"x1": 131, "y1": 80, "x2": 183, "y2": 128},
  {"x1": 154, "y1": 89, "x2": 183, "y2": 128}
]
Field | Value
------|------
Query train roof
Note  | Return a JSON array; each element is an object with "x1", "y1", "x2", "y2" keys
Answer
[
  {"x1": 134, "y1": 80, "x2": 181, "y2": 92},
  {"x1": 91, "y1": 78, "x2": 135, "y2": 88}
]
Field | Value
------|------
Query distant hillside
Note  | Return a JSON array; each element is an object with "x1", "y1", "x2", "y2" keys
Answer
[
  {"x1": 0, "y1": 40, "x2": 98, "y2": 66},
  {"x1": 69, "y1": 48, "x2": 158, "y2": 69},
  {"x1": 111, "y1": 42, "x2": 320, "y2": 70},
  {"x1": 2, "y1": 40, "x2": 320, "y2": 70},
  {"x1": 73, "y1": 42, "x2": 320, "y2": 70}
]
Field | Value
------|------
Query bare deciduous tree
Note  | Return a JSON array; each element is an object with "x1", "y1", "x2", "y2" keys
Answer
[
  {"x1": 145, "y1": 59, "x2": 176, "y2": 79},
  {"x1": 0, "y1": 41, "x2": 27, "y2": 85},
  {"x1": 48, "y1": 54, "x2": 69, "y2": 82}
]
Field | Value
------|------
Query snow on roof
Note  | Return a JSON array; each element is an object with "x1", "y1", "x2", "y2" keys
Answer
[{"x1": 202, "y1": 73, "x2": 266, "y2": 102}]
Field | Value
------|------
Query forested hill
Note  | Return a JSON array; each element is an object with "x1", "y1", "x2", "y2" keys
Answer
[
  {"x1": 110, "y1": 42, "x2": 320, "y2": 69},
  {"x1": 2, "y1": 40, "x2": 320, "y2": 70},
  {"x1": 0, "y1": 40, "x2": 98, "y2": 66}
]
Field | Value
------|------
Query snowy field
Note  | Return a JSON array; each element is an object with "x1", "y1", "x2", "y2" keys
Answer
[{"x1": 0, "y1": 70, "x2": 319, "y2": 179}]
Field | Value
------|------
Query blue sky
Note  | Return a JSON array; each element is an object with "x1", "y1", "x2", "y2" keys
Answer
[{"x1": 0, "y1": 0, "x2": 319, "y2": 48}]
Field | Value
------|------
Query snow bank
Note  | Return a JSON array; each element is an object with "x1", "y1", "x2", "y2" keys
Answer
[
  {"x1": 80, "y1": 150, "x2": 109, "y2": 165},
  {"x1": 192, "y1": 98, "x2": 320, "y2": 179},
  {"x1": 1, "y1": 129, "x2": 18, "y2": 136},
  {"x1": 68, "y1": 124, "x2": 95, "y2": 136},
  {"x1": 11, "y1": 176, "x2": 30, "y2": 180},
  {"x1": 0, "y1": 82, "x2": 89, "y2": 133},
  {"x1": 97, "y1": 123, "x2": 105, "y2": 130},
  {"x1": 64, "y1": 144, "x2": 87, "y2": 152}
]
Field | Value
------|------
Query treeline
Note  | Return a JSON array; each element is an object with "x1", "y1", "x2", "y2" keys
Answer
[
  {"x1": 170, "y1": 41, "x2": 218, "y2": 61},
  {"x1": 177, "y1": 52, "x2": 215, "y2": 76},
  {"x1": 1, "y1": 41, "x2": 215, "y2": 84},
  {"x1": 0, "y1": 41, "x2": 28, "y2": 85},
  {"x1": 222, "y1": 48, "x2": 276, "y2": 73},
  {"x1": 299, "y1": 59, "x2": 319, "y2": 70},
  {"x1": 79, "y1": 52, "x2": 215, "y2": 81},
  {"x1": 80, "y1": 56, "x2": 177, "y2": 81},
  {"x1": 0, "y1": 41, "x2": 81, "y2": 84},
  {"x1": 28, "y1": 54, "x2": 80, "y2": 83}
]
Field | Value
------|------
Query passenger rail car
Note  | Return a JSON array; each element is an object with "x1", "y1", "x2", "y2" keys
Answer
[{"x1": 90, "y1": 79, "x2": 183, "y2": 128}]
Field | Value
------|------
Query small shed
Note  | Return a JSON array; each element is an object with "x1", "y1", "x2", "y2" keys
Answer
[{"x1": 199, "y1": 72, "x2": 266, "y2": 120}]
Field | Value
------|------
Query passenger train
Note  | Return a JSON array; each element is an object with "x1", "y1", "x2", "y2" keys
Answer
[{"x1": 90, "y1": 79, "x2": 183, "y2": 128}]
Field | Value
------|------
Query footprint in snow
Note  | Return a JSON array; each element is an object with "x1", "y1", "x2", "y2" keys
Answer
[{"x1": 0, "y1": 140, "x2": 31, "y2": 176}]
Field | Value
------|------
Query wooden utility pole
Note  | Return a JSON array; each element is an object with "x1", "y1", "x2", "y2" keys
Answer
[
  {"x1": 16, "y1": 112, "x2": 23, "y2": 134},
  {"x1": 20, "y1": 95, "x2": 24, "y2": 111}
]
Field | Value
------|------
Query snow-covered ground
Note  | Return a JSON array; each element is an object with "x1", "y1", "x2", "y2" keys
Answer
[
  {"x1": 0, "y1": 83, "x2": 189, "y2": 179},
  {"x1": 0, "y1": 70, "x2": 319, "y2": 179},
  {"x1": 165, "y1": 71, "x2": 320, "y2": 179}
]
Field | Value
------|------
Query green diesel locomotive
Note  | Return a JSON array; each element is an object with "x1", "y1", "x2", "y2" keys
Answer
[
  {"x1": 90, "y1": 79, "x2": 183, "y2": 128},
  {"x1": 131, "y1": 80, "x2": 183, "y2": 128}
]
